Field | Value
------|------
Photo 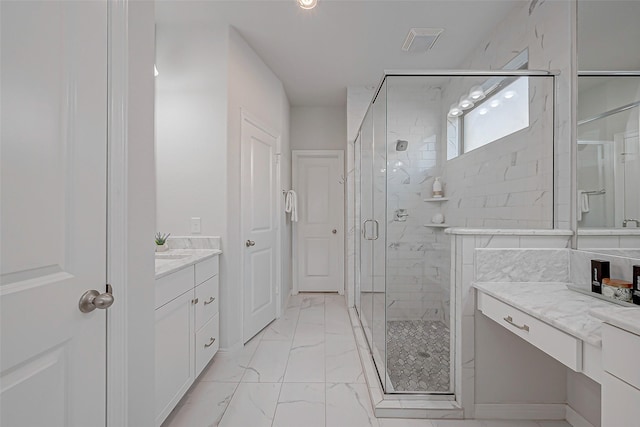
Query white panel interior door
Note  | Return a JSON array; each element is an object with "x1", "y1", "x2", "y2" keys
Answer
[
  {"x1": 0, "y1": 2, "x2": 108, "y2": 427},
  {"x1": 294, "y1": 152, "x2": 344, "y2": 292},
  {"x1": 241, "y1": 116, "x2": 278, "y2": 343}
]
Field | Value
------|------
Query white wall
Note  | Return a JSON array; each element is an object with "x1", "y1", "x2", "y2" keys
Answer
[
  {"x1": 155, "y1": 24, "x2": 228, "y2": 237},
  {"x1": 225, "y1": 27, "x2": 291, "y2": 349},
  {"x1": 126, "y1": 1, "x2": 156, "y2": 425},
  {"x1": 155, "y1": 24, "x2": 291, "y2": 351},
  {"x1": 291, "y1": 106, "x2": 347, "y2": 150}
]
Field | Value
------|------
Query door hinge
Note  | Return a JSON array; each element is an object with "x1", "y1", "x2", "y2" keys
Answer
[
  {"x1": 106, "y1": 283, "x2": 113, "y2": 295},
  {"x1": 275, "y1": 153, "x2": 281, "y2": 164},
  {"x1": 275, "y1": 285, "x2": 280, "y2": 295}
]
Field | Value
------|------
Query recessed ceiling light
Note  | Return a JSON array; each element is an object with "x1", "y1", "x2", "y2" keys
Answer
[
  {"x1": 458, "y1": 95, "x2": 474, "y2": 110},
  {"x1": 478, "y1": 108, "x2": 489, "y2": 115},
  {"x1": 503, "y1": 90, "x2": 516, "y2": 99},
  {"x1": 298, "y1": 0, "x2": 317, "y2": 10},
  {"x1": 469, "y1": 86, "x2": 485, "y2": 101},
  {"x1": 402, "y1": 28, "x2": 444, "y2": 52},
  {"x1": 448, "y1": 103, "x2": 463, "y2": 117},
  {"x1": 490, "y1": 99, "x2": 502, "y2": 108}
]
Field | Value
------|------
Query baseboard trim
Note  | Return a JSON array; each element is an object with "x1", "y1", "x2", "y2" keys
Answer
[
  {"x1": 474, "y1": 403, "x2": 566, "y2": 420},
  {"x1": 566, "y1": 405, "x2": 596, "y2": 427}
]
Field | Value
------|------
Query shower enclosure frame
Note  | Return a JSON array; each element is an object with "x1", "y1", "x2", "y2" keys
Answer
[{"x1": 352, "y1": 70, "x2": 557, "y2": 399}]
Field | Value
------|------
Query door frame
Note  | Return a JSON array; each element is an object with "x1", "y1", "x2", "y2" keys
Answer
[
  {"x1": 291, "y1": 149, "x2": 345, "y2": 296},
  {"x1": 106, "y1": 1, "x2": 129, "y2": 426},
  {"x1": 240, "y1": 109, "x2": 283, "y2": 343}
]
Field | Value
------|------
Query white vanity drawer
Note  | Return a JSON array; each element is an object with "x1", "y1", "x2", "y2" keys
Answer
[
  {"x1": 602, "y1": 323, "x2": 640, "y2": 389},
  {"x1": 155, "y1": 266, "x2": 195, "y2": 309},
  {"x1": 478, "y1": 292, "x2": 582, "y2": 371},
  {"x1": 195, "y1": 256, "x2": 218, "y2": 285},
  {"x1": 195, "y1": 314, "x2": 219, "y2": 377},
  {"x1": 195, "y1": 275, "x2": 219, "y2": 330}
]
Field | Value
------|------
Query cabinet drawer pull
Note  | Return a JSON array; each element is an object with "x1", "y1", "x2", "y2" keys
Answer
[
  {"x1": 192, "y1": 298, "x2": 199, "y2": 305},
  {"x1": 204, "y1": 337, "x2": 216, "y2": 348},
  {"x1": 204, "y1": 296, "x2": 215, "y2": 305},
  {"x1": 504, "y1": 315, "x2": 530, "y2": 332}
]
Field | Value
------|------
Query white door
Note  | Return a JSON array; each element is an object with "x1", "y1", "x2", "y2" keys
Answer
[
  {"x1": 294, "y1": 151, "x2": 345, "y2": 293},
  {"x1": 0, "y1": 2, "x2": 108, "y2": 426},
  {"x1": 241, "y1": 115, "x2": 278, "y2": 342}
]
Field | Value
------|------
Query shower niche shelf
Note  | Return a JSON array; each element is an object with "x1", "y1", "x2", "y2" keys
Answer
[
  {"x1": 424, "y1": 223, "x2": 450, "y2": 228},
  {"x1": 424, "y1": 197, "x2": 449, "y2": 202}
]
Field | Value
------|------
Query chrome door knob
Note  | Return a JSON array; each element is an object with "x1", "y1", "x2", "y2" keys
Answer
[
  {"x1": 245, "y1": 240, "x2": 255, "y2": 247},
  {"x1": 332, "y1": 229, "x2": 337, "y2": 234},
  {"x1": 79, "y1": 287, "x2": 114, "y2": 313}
]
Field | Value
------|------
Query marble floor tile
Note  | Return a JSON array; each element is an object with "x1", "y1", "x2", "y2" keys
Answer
[
  {"x1": 242, "y1": 339, "x2": 291, "y2": 383},
  {"x1": 326, "y1": 383, "x2": 379, "y2": 427},
  {"x1": 217, "y1": 383, "x2": 281, "y2": 427},
  {"x1": 199, "y1": 353, "x2": 247, "y2": 383},
  {"x1": 298, "y1": 304, "x2": 325, "y2": 327},
  {"x1": 292, "y1": 322, "x2": 325, "y2": 346},
  {"x1": 299, "y1": 293, "x2": 326, "y2": 309},
  {"x1": 262, "y1": 306, "x2": 300, "y2": 341},
  {"x1": 284, "y1": 340, "x2": 325, "y2": 382},
  {"x1": 325, "y1": 335, "x2": 365, "y2": 383},
  {"x1": 162, "y1": 382, "x2": 237, "y2": 427},
  {"x1": 378, "y1": 419, "x2": 436, "y2": 427},
  {"x1": 325, "y1": 298, "x2": 353, "y2": 335},
  {"x1": 272, "y1": 383, "x2": 325, "y2": 427}
]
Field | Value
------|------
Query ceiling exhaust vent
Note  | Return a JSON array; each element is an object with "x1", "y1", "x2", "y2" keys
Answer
[{"x1": 402, "y1": 28, "x2": 444, "y2": 52}]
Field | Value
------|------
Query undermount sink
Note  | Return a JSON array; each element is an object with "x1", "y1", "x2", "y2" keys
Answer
[{"x1": 155, "y1": 253, "x2": 190, "y2": 260}]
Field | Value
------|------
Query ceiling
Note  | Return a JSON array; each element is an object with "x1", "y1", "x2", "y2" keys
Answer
[{"x1": 155, "y1": 0, "x2": 526, "y2": 106}]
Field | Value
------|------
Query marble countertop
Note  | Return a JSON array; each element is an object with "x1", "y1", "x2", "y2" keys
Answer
[
  {"x1": 578, "y1": 228, "x2": 640, "y2": 235},
  {"x1": 445, "y1": 228, "x2": 573, "y2": 236},
  {"x1": 473, "y1": 281, "x2": 629, "y2": 347},
  {"x1": 590, "y1": 306, "x2": 640, "y2": 337},
  {"x1": 155, "y1": 248, "x2": 221, "y2": 279}
]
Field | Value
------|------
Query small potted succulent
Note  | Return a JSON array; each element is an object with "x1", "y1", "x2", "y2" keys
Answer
[{"x1": 155, "y1": 232, "x2": 171, "y2": 252}]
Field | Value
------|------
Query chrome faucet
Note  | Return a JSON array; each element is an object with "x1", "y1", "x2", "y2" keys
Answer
[{"x1": 623, "y1": 219, "x2": 639, "y2": 228}]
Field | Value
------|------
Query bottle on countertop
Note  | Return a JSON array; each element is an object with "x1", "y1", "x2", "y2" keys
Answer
[
  {"x1": 591, "y1": 259, "x2": 610, "y2": 294},
  {"x1": 633, "y1": 265, "x2": 640, "y2": 305}
]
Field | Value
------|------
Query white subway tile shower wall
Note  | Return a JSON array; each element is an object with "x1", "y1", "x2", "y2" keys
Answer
[
  {"x1": 442, "y1": 76, "x2": 554, "y2": 230},
  {"x1": 385, "y1": 83, "x2": 450, "y2": 324},
  {"x1": 454, "y1": 0, "x2": 573, "y2": 229}
]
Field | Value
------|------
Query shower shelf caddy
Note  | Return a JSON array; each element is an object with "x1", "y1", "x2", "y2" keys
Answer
[{"x1": 424, "y1": 223, "x2": 450, "y2": 228}]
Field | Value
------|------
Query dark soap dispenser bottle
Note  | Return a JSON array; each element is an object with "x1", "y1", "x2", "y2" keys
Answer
[{"x1": 633, "y1": 265, "x2": 640, "y2": 305}]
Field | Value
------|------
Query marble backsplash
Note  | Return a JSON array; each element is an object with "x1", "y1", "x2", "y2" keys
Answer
[
  {"x1": 167, "y1": 236, "x2": 221, "y2": 250},
  {"x1": 570, "y1": 249, "x2": 640, "y2": 290},
  {"x1": 475, "y1": 248, "x2": 570, "y2": 283}
]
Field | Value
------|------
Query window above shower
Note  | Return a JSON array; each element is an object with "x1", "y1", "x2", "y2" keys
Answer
[{"x1": 463, "y1": 77, "x2": 530, "y2": 153}]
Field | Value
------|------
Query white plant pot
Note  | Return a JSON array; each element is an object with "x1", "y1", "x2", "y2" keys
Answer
[{"x1": 156, "y1": 243, "x2": 169, "y2": 252}]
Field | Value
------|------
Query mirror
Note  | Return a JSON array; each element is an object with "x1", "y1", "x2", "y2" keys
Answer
[{"x1": 576, "y1": 0, "x2": 640, "y2": 253}]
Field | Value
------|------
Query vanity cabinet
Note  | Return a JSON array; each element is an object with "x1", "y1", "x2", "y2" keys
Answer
[
  {"x1": 602, "y1": 323, "x2": 640, "y2": 426},
  {"x1": 155, "y1": 255, "x2": 220, "y2": 427}
]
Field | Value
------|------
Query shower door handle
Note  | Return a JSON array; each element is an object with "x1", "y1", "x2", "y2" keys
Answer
[{"x1": 363, "y1": 219, "x2": 374, "y2": 240}]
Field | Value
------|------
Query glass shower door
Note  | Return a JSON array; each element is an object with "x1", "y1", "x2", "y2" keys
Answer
[
  {"x1": 359, "y1": 84, "x2": 388, "y2": 390},
  {"x1": 359, "y1": 107, "x2": 374, "y2": 352},
  {"x1": 371, "y1": 82, "x2": 388, "y2": 388}
]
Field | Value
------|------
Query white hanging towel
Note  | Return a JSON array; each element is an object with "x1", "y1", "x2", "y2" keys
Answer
[
  {"x1": 285, "y1": 190, "x2": 298, "y2": 222},
  {"x1": 577, "y1": 190, "x2": 590, "y2": 221}
]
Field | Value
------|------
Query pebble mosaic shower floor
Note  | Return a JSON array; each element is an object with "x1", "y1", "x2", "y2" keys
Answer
[{"x1": 386, "y1": 320, "x2": 450, "y2": 392}]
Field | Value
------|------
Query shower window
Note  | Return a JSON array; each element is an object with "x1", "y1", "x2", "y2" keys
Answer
[{"x1": 463, "y1": 77, "x2": 530, "y2": 153}]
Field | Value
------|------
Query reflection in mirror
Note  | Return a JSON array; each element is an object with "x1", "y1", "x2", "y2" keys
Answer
[
  {"x1": 576, "y1": 0, "x2": 640, "y2": 253},
  {"x1": 576, "y1": 76, "x2": 640, "y2": 250}
]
